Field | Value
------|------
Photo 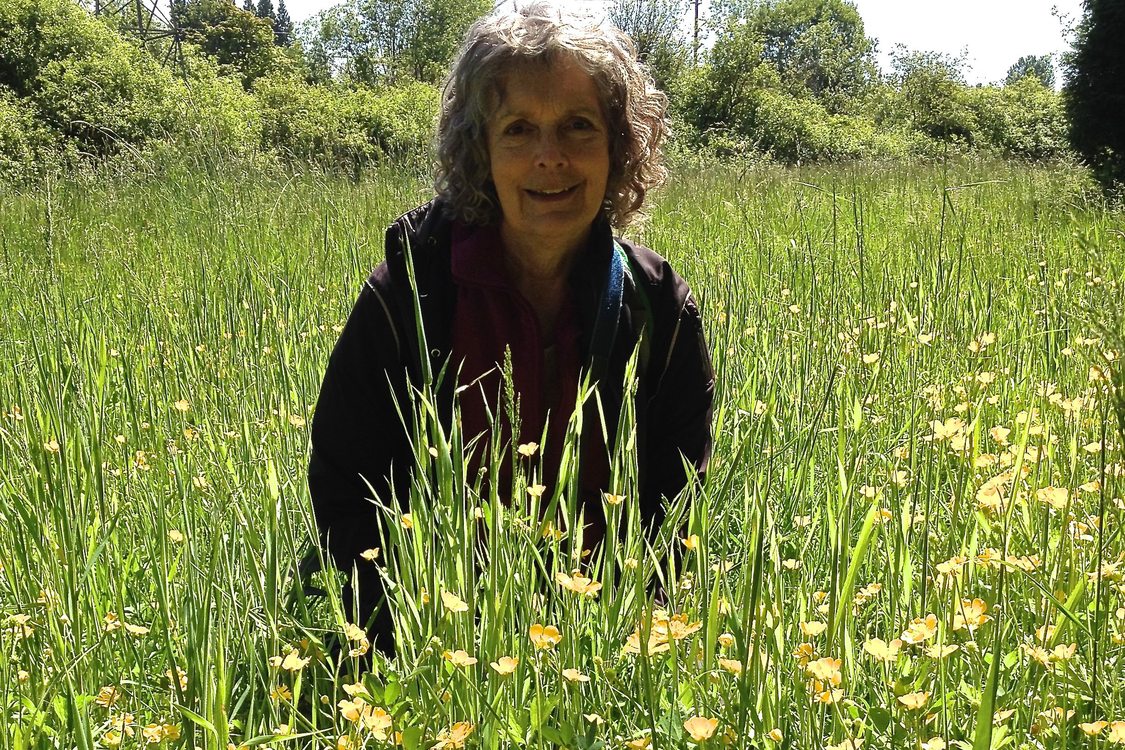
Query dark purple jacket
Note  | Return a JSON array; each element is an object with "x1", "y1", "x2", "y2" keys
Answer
[{"x1": 307, "y1": 199, "x2": 714, "y2": 654}]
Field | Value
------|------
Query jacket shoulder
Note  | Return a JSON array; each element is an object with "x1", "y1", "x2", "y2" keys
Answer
[{"x1": 616, "y1": 237, "x2": 699, "y2": 319}]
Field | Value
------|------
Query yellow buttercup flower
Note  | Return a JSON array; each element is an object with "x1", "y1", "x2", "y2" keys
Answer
[
  {"x1": 95, "y1": 685, "x2": 120, "y2": 708},
  {"x1": 900, "y1": 614, "x2": 938, "y2": 644},
  {"x1": 529, "y1": 623, "x2": 562, "y2": 650},
  {"x1": 555, "y1": 570, "x2": 602, "y2": 597},
  {"x1": 952, "y1": 598, "x2": 991, "y2": 631},
  {"x1": 442, "y1": 649, "x2": 477, "y2": 668},
  {"x1": 718, "y1": 657, "x2": 742, "y2": 675},
  {"x1": 433, "y1": 722, "x2": 473, "y2": 749},
  {"x1": 561, "y1": 667, "x2": 589, "y2": 683},
  {"x1": 800, "y1": 621, "x2": 827, "y2": 637},
  {"x1": 924, "y1": 644, "x2": 958, "y2": 659},
  {"x1": 490, "y1": 656, "x2": 518, "y2": 675},
  {"x1": 683, "y1": 716, "x2": 719, "y2": 743},
  {"x1": 862, "y1": 638, "x2": 901, "y2": 662},
  {"x1": 517, "y1": 442, "x2": 539, "y2": 457},
  {"x1": 1106, "y1": 721, "x2": 1125, "y2": 743},
  {"x1": 897, "y1": 691, "x2": 930, "y2": 710},
  {"x1": 1079, "y1": 721, "x2": 1107, "y2": 736},
  {"x1": 441, "y1": 590, "x2": 469, "y2": 613}
]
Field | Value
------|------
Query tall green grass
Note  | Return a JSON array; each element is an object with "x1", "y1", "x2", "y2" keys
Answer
[{"x1": 0, "y1": 157, "x2": 1122, "y2": 749}]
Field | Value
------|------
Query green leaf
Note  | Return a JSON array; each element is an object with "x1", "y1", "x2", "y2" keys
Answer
[
  {"x1": 530, "y1": 695, "x2": 558, "y2": 731},
  {"x1": 178, "y1": 705, "x2": 217, "y2": 736},
  {"x1": 400, "y1": 727, "x2": 424, "y2": 750},
  {"x1": 972, "y1": 619, "x2": 1008, "y2": 750}
]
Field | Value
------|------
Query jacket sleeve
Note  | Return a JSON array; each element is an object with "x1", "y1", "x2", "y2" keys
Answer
[
  {"x1": 308, "y1": 274, "x2": 411, "y2": 648},
  {"x1": 642, "y1": 293, "x2": 715, "y2": 525}
]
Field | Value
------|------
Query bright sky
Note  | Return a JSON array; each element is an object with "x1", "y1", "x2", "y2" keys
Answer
[{"x1": 284, "y1": 0, "x2": 1084, "y2": 86}]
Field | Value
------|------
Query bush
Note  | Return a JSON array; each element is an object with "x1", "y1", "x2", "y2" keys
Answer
[
  {"x1": 0, "y1": 0, "x2": 182, "y2": 157},
  {"x1": 962, "y1": 78, "x2": 1069, "y2": 160},
  {"x1": 169, "y1": 51, "x2": 264, "y2": 159},
  {"x1": 0, "y1": 90, "x2": 56, "y2": 180},
  {"x1": 253, "y1": 74, "x2": 437, "y2": 166},
  {"x1": 344, "y1": 80, "x2": 439, "y2": 157}
]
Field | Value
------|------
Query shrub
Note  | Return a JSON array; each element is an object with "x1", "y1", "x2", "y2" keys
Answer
[
  {"x1": 0, "y1": 0, "x2": 181, "y2": 157},
  {"x1": 253, "y1": 74, "x2": 438, "y2": 166},
  {"x1": 0, "y1": 90, "x2": 57, "y2": 180},
  {"x1": 962, "y1": 78, "x2": 1069, "y2": 160},
  {"x1": 343, "y1": 80, "x2": 439, "y2": 157}
]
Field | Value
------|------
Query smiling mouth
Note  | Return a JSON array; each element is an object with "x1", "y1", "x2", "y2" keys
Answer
[{"x1": 525, "y1": 184, "x2": 579, "y2": 199}]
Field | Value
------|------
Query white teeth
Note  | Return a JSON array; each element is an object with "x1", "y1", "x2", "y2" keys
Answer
[{"x1": 532, "y1": 187, "x2": 570, "y2": 195}]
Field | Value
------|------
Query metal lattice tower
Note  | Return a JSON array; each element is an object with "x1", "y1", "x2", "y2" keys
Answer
[{"x1": 85, "y1": 0, "x2": 184, "y2": 69}]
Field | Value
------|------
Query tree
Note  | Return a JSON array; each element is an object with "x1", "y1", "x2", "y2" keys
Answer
[
  {"x1": 301, "y1": 0, "x2": 490, "y2": 85},
  {"x1": 710, "y1": 0, "x2": 876, "y2": 113},
  {"x1": 274, "y1": 0, "x2": 293, "y2": 45},
  {"x1": 256, "y1": 0, "x2": 275, "y2": 20},
  {"x1": 242, "y1": 0, "x2": 254, "y2": 13},
  {"x1": 1063, "y1": 0, "x2": 1125, "y2": 189},
  {"x1": 888, "y1": 46, "x2": 975, "y2": 143},
  {"x1": 607, "y1": 0, "x2": 690, "y2": 93},
  {"x1": 1005, "y1": 54, "x2": 1054, "y2": 88},
  {"x1": 178, "y1": 0, "x2": 277, "y2": 86}
]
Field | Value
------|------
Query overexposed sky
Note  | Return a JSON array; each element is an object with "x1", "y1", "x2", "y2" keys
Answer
[{"x1": 285, "y1": 0, "x2": 1084, "y2": 85}]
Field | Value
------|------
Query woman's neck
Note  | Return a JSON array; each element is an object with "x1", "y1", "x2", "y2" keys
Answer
[{"x1": 501, "y1": 231, "x2": 585, "y2": 340}]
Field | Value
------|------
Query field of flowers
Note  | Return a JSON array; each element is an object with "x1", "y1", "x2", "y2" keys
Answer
[{"x1": 1, "y1": 158, "x2": 1123, "y2": 750}]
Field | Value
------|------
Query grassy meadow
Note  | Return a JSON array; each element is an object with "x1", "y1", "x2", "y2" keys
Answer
[{"x1": 1, "y1": 158, "x2": 1124, "y2": 750}]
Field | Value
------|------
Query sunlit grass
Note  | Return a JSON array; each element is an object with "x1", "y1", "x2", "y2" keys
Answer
[{"x1": 0, "y1": 157, "x2": 1123, "y2": 749}]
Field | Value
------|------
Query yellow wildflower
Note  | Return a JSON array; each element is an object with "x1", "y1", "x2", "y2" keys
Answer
[
  {"x1": 490, "y1": 656, "x2": 518, "y2": 675},
  {"x1": 555, "y1": 570, "x2": 602, "y2": 597},
  {"x1": 441, "y1": 590, "x2": 470, "y2": 613},
  {"x1": 442, "y1": 650, "x2": 478, "y2": 668},
  {"x1": 897, "y1": 691, "x2": 930, "y2": 710},
  {"x1": 683, "y1": 716, "x2": 719, "y2": 743},
  {"x1": 529, "y1": 623, "x2": 562, "y2": 650},
  {"x1": 433, "y1": 722, "x2": 474, "y2": 749}
]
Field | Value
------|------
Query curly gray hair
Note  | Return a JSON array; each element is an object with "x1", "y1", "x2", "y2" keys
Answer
[{"x1": 434, "y1": 2, "x2": 668, "y2": 230}]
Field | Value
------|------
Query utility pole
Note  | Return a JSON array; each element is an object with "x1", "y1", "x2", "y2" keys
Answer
[{"x1": 692, "y1": 0, "x2": 700, "y2": 66}]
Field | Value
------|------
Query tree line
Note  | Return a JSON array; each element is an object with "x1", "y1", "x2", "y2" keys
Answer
[{"x1": 0, "y1": 0, "x2": 1120, "y2": 190}]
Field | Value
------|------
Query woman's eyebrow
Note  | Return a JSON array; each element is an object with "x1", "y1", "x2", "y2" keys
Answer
[{"x1": 493, "y1": 105, "x2": 603, "y2": 121}]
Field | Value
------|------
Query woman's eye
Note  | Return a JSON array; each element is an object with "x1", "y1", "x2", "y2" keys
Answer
[
  {"x1": 503, "y1": 122, "x2": 528, "y2": 136},
  {"x1": 570, "y1": 118, "x2": 593, "y2": 130}
]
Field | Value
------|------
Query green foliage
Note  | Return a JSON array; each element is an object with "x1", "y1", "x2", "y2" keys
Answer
[
  {"x1": 253, "y1": 72, "x2": 438, "y2": 164},
  {"x1": 300, "y1": 0, "x2": 490, "y2": 86},
  {"x1": 1063, "y1": 0, "x2": 1125, "y2": 190},
  {"x1": 274, "y1": 0, "x2": 293, "y2": 46},
  {"x1": 1, "y1": 159, "x2": 1121, "y2": 748},
  {"x1": 608, "y1": 0, "x2": 691, "y2": 93},
  {"x1": 0, "y1": 0, "x2": 181, "y2": 156},
  {"x1": 717, "y1": 0, "x2": 877, "y2": 113},
  {"x1": 177, "y1": 0, "x2": 278, "y2": 87},
  {"x1": 1005, "y1": 53, "x2": 1055, "y2": 88},
  {"x1": 963, "y1": 77, "x2": 1069, "y2": 160},
  {"x1": 0, "y1": 89, "x2": 56, "y2": 180},
  {"x1": 887, "y1": 46, "x2": 975, "y2": 144}
]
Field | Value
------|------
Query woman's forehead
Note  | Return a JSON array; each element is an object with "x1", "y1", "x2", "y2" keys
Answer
[{"x1": 489, "y1": 57, "x2": 604, "y2": 118}]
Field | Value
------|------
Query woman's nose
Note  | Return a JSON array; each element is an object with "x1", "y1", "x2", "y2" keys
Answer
[{"x1": 534, "y1": 133, "x2": 567, "y2": 169}]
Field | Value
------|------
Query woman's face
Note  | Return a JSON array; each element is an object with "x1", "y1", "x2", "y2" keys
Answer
[{"x1": 487, "y1": 57, "x2": 611, "y2": 256}]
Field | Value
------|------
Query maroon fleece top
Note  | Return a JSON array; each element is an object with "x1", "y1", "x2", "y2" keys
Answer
[{"x1": 449, "y1": 221, "x2": 584, "y2": 498}]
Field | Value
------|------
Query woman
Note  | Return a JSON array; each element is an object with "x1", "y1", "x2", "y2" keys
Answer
[{"x1": 308, "y1": 2, "x2": 714, "y2": 656}]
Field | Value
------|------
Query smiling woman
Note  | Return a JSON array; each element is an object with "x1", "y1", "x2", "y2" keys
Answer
[{"x1": 307, "y1": 1, "x2": 715, "y2": 656}]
